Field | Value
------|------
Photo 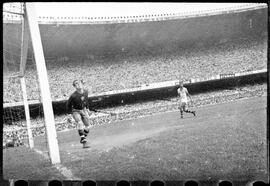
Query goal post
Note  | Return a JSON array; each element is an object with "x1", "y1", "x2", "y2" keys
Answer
[
  {"x1": 24, "y1": 3, "x2": 61, "y2": 164},
  {"x1": 18, "y1": 4, "x2": 34, "y2": 149},
  {"x1": 20, "y1": 77, "x2": 34, "y2": 148},
  {"x1": 19, "y1": 4, "x2": 29, "y2": 77}
]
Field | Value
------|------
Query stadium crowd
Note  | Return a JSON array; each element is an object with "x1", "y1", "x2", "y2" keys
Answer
[
  {"x1": 3, "y1": 34, "x2": 267, "y2": 147},
  {"x1": 3, "y1": 36, "x2": 266, "y2": 103},
  {"x1": 3, "y1": 36, "x2": 267, "y2": 103},
  {"x1": 3, "y1": 82, "x2": 267, "y2": 148}
]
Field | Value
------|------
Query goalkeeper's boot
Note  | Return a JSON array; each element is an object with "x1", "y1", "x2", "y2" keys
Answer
[
  {"x1": 80, "y1": 137, "x2": 90, "y2": 148},
  {"x1": 83, "y1": 141, "x2": 90, "y2": 148},
  {"x1": 192, "y1": 111, "x2": 196, "y2": 116}
]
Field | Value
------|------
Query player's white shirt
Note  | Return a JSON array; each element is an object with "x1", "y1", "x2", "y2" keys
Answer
[{"x1": 177, "y1": 87, "x2": 188, "y2": 103}]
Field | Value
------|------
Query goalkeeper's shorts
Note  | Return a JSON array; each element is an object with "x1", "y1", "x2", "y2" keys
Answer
[{"x1": 72, "y1": 108, "x2": 91, "y2": 126}]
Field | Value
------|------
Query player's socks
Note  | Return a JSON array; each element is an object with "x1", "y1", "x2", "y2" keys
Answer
[
  {"x1": 184, "y1": 109, "x2": 193, "y2": 114},
  {"x1": 84, "y1": 128, "x2": 89, "y2": 137},
  {"x1": 78, "y1": 129, "x2": 84, "y2": 136},
  {"x1": 81, "y1": 137, "x2": 87, "y2": 144},
  {"x1": 180, "y1": 111, "x2": 183, "y2": 118},
  {"x1": 78, "y1": 129, "x2": 86, "y2": 144},
  {"x1": 184, "y1": 110, "x2": 196, "y2": 116}
]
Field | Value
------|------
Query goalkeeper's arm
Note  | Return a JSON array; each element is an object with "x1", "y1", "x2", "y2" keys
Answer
[{"x1": 66, "y1": 95, "x2": 75, "y2": 123}]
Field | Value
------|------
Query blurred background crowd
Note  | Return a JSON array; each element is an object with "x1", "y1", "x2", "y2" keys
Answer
[{"x1": 3, "y1": 36, "x2": 267, "y2": 103}]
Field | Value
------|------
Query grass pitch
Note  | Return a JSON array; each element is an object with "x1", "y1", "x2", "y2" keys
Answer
[{"x1": 3, "y1": 96, "x2": 268, "y2": 182}]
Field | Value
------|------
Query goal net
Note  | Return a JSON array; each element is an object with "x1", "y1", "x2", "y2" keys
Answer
[{"x1": 3, "y1": 2, "x2": 60, "y2": 164}]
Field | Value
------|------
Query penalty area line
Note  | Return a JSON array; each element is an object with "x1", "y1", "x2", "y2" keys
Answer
[{"x1": 25, "y1": 144, "x2": 80, "y2": 180}]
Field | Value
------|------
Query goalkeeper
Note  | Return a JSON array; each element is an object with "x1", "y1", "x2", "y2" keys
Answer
[{"x1": 67, "y1": 79, "x2": 92, "y2": 148}]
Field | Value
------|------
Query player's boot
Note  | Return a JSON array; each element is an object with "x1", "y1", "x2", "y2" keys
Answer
[
  {"x1": 80, "y1": 137, "x2": 90, "y2": 148},
  {"x1": 84, "y1": 128, "x2": 89, "y2": 137},
  {"x1": 83, "y1": 141, "x2": 90, "y2": 148},
  {"x1": 192, "y1": 111, "x2": 196, "y2": 116}
]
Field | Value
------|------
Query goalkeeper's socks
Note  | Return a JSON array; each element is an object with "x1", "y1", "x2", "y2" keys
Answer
[
  {"x1": 180, "y1": 111, "x2": 183, "y2": 118},
  {"x1": 80, "y1": 137, "x2": 87, "y2": 144},
  {"x1": 78, "y1": 129, "x2": 86, "y2": 143},
  {"x1": 84, "y1": 128, "x2": 89, "y2": 137},
  {"x1": 78, "y1": 129, "x2": 84, "y2": 136}
]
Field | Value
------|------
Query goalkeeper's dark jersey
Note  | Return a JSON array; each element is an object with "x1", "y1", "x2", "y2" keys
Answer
[{"x1": 67, "y1": 89, "x2": 89, "y2": 113}]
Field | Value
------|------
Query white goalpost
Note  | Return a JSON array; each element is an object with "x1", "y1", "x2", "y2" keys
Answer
[
  {"x1": 18, "y1": 3, "x2": 33, "y2": 149},
  {"x1": 24, "y1": 3, "x2": 61, "y2": 164},
  {"x1": 4, "y1": 2, "x2": 61, "y2": 164}
]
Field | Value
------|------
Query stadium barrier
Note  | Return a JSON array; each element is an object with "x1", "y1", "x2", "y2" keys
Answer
[{"x1": 3, "y1": 69, "x2": 267, "y2": 121}]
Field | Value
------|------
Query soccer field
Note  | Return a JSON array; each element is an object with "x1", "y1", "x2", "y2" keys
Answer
[{"x1": 3, "y1": 96, "x2": 268, "y2": 182}]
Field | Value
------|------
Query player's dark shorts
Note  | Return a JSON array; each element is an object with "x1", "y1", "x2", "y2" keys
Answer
[{"x1": 72, "y1": 108, "x2": 91, "y2": 126}]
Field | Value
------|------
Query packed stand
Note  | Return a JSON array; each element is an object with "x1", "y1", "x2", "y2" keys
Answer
[{"x1": 3, "y1": 36, "x2": 267, "y2": 103}]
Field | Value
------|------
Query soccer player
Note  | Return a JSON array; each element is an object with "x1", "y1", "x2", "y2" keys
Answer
[
  {"x1": 67, "y1": 80, "x2": 92, "y2": 148},
  {"x1": 177, "y1": 80, "x2": 196, "y2": 118}
]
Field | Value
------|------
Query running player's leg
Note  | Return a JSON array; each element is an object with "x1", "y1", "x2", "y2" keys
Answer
[
  {"x1": 179, "y1": 103, "x2": 184, "y2": 118},
  {"x1": 183, "y1": 102, "x2": 196, "y2": 116},
  {"x1": 72, "y1": 111, "x2": 87, "y2": 144}
]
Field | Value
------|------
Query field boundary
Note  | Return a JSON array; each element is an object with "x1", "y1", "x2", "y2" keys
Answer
[{"x1": 24, "y1": 143, "x2": 80, "y2": 180}]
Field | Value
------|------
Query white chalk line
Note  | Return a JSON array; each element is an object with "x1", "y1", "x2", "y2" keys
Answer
[{"x1": 25, "y1": 144, "x2": 80, "y2": 180}]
